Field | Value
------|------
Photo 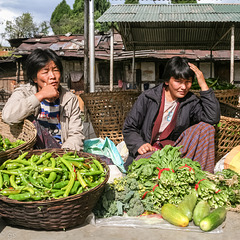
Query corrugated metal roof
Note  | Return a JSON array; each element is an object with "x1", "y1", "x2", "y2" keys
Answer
[
  {"x1": 98, "y1": 4, "x2": 240, "y2": 22},
  {"x1": 11, "y1": 32, "x2": 240, "y2": 62},
  {"x1": 97, "y1": 4, "x2": 240, "y2": 51}
]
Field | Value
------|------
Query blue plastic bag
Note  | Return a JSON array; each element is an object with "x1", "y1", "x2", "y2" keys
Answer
[{"x1": 83, "y1": 137, "x2": 126, "y2": 173}]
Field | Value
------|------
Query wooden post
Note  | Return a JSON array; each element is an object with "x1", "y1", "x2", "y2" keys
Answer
[
  {"x1": 110, "y1": 25, "x2": 114, "y2": 91},
  {"x1": 230, "y1": 24, "x2": 235, "y2": 85}
]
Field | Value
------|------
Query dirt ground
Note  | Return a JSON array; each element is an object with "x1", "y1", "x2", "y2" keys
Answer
[{"x1": 0, "y1": 211, "x2": 240, "y2": 240}]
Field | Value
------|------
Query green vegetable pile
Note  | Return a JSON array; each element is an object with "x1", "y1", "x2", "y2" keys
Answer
[
  {"x1": 94, "y1": 145, "x2": 240, "y2": 218},
  {"x1": 0, "y1": 151, "x2": 107, "y2": 201},
  {"x1": 0, "y1": 134, "x2": 25, "y2": 152},
  {"x1": 191, "y1": 77, "x2": 237, "y2": 90}
]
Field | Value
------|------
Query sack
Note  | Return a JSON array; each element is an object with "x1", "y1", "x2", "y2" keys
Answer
[
  {"x1": 83, "y1": 137, "x2": 126, "y2": 173},
  {"x1": 32, "y1": 120, "x2": 61, "y2": 149}
]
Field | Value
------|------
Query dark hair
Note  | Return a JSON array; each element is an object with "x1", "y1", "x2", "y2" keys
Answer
[
  {"x1": 25, "y1": 48, "x2": 63, "y2": 85},
  {"x1": 162, "y1": 56, "x2": 195, "y2": 82}
]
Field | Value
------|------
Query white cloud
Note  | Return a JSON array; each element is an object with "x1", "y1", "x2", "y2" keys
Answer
[{"x1": 0, "y1": 0, "x2": 75, "y2": 46}]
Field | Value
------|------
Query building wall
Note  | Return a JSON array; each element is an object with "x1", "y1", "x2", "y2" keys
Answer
[{"x1": 199, "y1": 62, "x2": 214, "y2": 79}]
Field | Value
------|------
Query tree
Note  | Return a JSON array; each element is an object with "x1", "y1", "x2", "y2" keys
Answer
[
  {"x1": 171, "y1": 0, "x2": 197, "y2": 3},
  {"x1": 125, "y1": 0, "x2": 139, "y2": 4},
  {"x1": 50, "y1": 0, "x2": 111, "y2": 35},
  {"x1": 50, "y1": 0, "x2": 72, "y2": 34},
  {"x1": 1, "y1": 13, "x2": 50, "y2": 40}
]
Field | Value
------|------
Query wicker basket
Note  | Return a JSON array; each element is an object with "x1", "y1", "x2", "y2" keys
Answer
[
  {"x1": 215, "y1": 102, "x2": 240, "y2": 162},
  {"x1": 0, "y1": 112, "x2": 37, "y2": 164},
  {"x1": 191, "y1": 88, "x2": 240, "y2": 107},
  {"x1": 0, "y1": 148, "x2": 109, "y2": 230},
  {"x1": 81, "y1": 90, "x2": 140, "y2": 144}
]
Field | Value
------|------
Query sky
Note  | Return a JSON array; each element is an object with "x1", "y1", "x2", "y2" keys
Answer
[
  {"x1": 0, "y1": 0, "x2": 75, "y2": 46},
  {"x1": 1, "y1": 0, "x2": 240, "y2": 46}
]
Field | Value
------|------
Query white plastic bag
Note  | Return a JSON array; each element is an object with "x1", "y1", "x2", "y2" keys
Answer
[{"x1": 116, "y1": 141, "x2": 129, "y2": 162}]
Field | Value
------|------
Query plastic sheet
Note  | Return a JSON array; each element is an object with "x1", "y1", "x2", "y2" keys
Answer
[
  {"x1": 87, "y1": 213, "x2": 225, "y2": 234},
  {"x1": 84, "y1": 137, "x2": 126, "y2": 173}
]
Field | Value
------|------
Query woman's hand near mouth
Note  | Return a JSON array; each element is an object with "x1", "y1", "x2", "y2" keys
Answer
[{"x1": 35, "y1": 84, "x2": 59, "y2": 102}]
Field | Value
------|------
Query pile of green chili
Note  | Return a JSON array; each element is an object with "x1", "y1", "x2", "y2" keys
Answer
[
  {"x1": 0, "y1": 151, "x2": 106, "y2": 201},
  {"x1": 0, "y1": 134, "x2": 25, "y2": 152}
]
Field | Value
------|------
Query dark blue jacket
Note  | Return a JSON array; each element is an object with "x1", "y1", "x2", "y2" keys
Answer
[{"x1": 122, "y1": 83, "x2": 220, "y2": 169}]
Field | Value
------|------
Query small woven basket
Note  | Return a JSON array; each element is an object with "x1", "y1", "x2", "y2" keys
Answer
[
  {"x1": 0, "y1": 112, "x2": 37, "y2": 164},
  {"x1": 215, "y1": 102, "x2": 240, "y2": 162},
  {"x1": 0, "y1": 148, "x2": 109, "y2": 230},
  {"x1": 81, "y1": 90, "x2": 140, "y2": 144},
  {"x1": 191, "y1": 88, "x2": 240, "y2": 107}
]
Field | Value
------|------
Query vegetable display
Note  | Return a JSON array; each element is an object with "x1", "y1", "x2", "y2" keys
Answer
[
  {"x1": 191, "y1": 77, "x2": 237, "y2": 90},
  {"x1": 0, "y1": 134, "x2": 25, "y2": 152},
  {"x1": 0, "y1": 151, "x2": 107, "y2": 201},
  {"x1": 94, "y1": 145, "x2": 240, "y2": 231}
]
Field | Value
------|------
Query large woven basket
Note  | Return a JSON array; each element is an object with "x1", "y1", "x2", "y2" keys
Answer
[
  {"x1": 191, "y1": 88, "x2": 240, "y2": 107},
  {"x1": 215, "y1": 102, "x2": 240, "y2": 162},
  {"x1": 0, "y1": 148, "x2": 109, "y2": 230},
  {"x1": 0, "y1": 112, "x2": 37, "y2": 164},
  {"x1": 81, "y1": 90, "x2": 140, "y2": 144}
]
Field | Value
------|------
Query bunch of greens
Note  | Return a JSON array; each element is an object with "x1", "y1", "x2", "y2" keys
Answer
[{"x1": 94, "y1": 145, "x2": 240, "y2": 218}]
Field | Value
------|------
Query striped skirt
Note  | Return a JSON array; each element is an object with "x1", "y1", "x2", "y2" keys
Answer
[{"x1": 135, "y1": 122, "x2": 215, "y2": 173}]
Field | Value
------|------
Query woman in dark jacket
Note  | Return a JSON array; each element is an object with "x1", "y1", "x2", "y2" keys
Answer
[{"x1": 123, "y1": 56, "x2": 220, "y2": 173}]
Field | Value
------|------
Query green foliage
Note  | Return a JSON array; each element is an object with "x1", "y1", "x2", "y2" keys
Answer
[
  {"x1": 51, "y1": 0, "x2": 71, "y2": 23},
  {"x1": 1, "y1": 13, "x2": 50, "y2": 40},
  {"x1": 171, "y1": 0, "x2": 197, "y2": 3},
  {"x1": 50, "y1": 0, "x2": 72, "y2": 34},
  {"x1": 73, "y1": 0, "x2": 85, "y2": 15},
  {"x1": 125, "y1": 0, "x2": 139, "y2": 4},
  {"x1": 50, "y1": 0, "x2": 111, "y2": 35}
]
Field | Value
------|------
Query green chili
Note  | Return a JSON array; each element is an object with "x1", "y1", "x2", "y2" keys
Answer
[
  {"x1": 76, "y1": 186, "x2": 83, "y2": 194},
  {"x1": 16, "y1": 152, "x2": 29, "y2": 161},
  {"x1": 6, "y1": 163, "x2": 24, "y2": 170},
  {"x1": 63, "y1": 155, "x2": 85, "y2": 162},
  {"x1": 69, "y1": 161, "x2": 83, "y2": 169},
  {"x1": 17, "y1": 170, "x2": 29, "y2": 186},
  {"x1": 70, "y1": 181, "x2": 81, "y2": 195},
  {"x1": 8, "y1": 192, "x2": 31, "y2": 201},
  {"x1": 77, "y1": 171, "x2": 88, "y2": 189},
  {"x1": 0, "y1": 189, "x2": 21, "y2": 196},
  {"x1": 40, "y1": 167, "x2": 63, "y2": 174},
  {"x1": 30, "y1": 194, "x2": 43, "y2": 201},
  {"x1": 59, "y1": 157, "x2": 75, "y2": 197},
  {"x1": 90, "y1": 163, "x2": 99, "y2": 171},
  {"x1": 28, "y1": 171, "x2": 47, "y2": 189},
  {"x1": 63, "y1": 172, "x2": 75, "y2": 197},
  {"x1": 3, "y1": 173, "x2": 10, "y2": 186},
  {"x1": 53, "y1": 180, "x2": 69, "y2": 189},
  {"x1": 11, "y1": 159, "x2": 31, "y2": 166},
  {"x1": 0, "y1": 172, "x2": 3, "y2": 189},
  {"x1": 50, "y1": 157, "x2": 56, "y2": 168},
  {"x1": 46, "y1": 172, "x2": 57, "y2": 184},
  {"x1": 22, "y1": 186, "x2": 35, "y2": 195},
  {"x1": 9, "y1": 175, "x2": 20, "y2": 189},
  {"x1": 82, "y1": 170, "x2": 103, "y2": 176},
  {"x1": 51, "y1": 190, "x2": 65, "y2": 198},
  {"x1": 93, "y1": 159, "x2": 104, "y2": 172}
]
